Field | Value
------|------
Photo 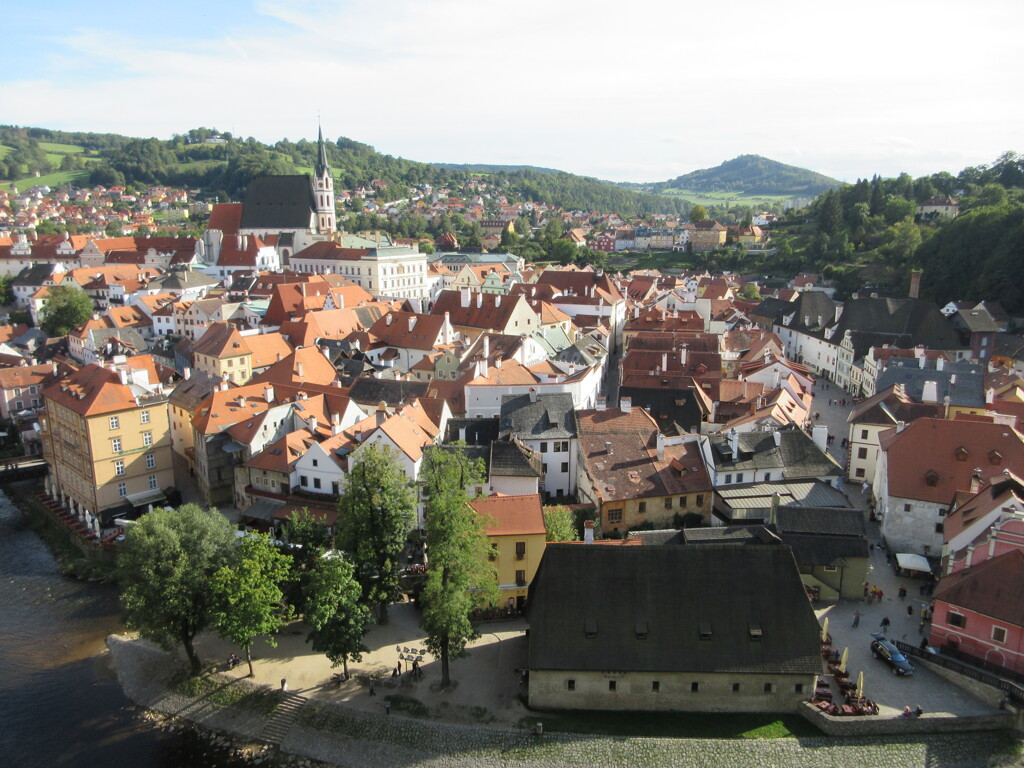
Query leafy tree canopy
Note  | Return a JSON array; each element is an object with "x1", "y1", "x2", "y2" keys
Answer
[{"x1": 40, "y1": 285, "x2": 94, "y2": 337}]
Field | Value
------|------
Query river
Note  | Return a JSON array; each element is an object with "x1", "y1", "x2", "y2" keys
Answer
[{"x1": 0, "y1": 486, "x2": 238, "y2": 767}]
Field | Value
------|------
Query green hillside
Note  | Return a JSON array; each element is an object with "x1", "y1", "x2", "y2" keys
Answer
[{"x1": 637, "y1": 154, "x2": 841, "y2": 199}]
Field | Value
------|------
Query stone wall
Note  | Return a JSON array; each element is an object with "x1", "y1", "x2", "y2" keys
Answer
[{"x1": 798, "y1": 702, "x2": 1014, "y2": 736}]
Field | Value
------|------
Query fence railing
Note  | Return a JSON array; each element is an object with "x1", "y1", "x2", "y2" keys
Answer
[{"x1": 896, "y1": 640, "x2": 1024, "y2": 705}]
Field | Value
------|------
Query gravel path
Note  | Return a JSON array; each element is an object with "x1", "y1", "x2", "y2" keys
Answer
[{"x1": 108, "y1": 635, "x2": 1020, "y2": 768}]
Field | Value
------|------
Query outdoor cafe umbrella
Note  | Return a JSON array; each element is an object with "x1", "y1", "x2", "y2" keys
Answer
[
  {"x1": 821, "y1": 617, "x2": 829, "y2": 642},
  {"x1": 839, "y1": 647, "x2": 849, "y2": 673},
  {"x1": 856, "y1": 670, "x2": 864, "y2": 698}
]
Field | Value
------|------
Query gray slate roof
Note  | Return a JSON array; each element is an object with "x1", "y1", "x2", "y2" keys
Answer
[
  {"x1": 239, "y1": 175, "x2": 317, "y2": 230},
  {"x1": 347, "y1": 377, "x2": 428, "y2": 406},
  {"x1": 707, "y1": 427, "x2": 842, "y2": 479},
  {"x1": 490, "y1": 439, "x2": 542, "y2": 477},
  {"x1": 499, "y1": 392, "x2": 577, "y2": 440},
  {"x1": 774, "y1": 507, "x2": 866, "y2": 537},
  {"x1": 527, "y1": 544, "x2": 822, "y2": 675},
  {"x1": 876, "y1": 359, "x2": 985, "y2": 409},
  {"x1": 779, "y1": 532, "x2": 868, "y2": 567}
]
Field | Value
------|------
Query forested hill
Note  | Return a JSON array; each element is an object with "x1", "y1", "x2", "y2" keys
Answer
[
  {"x1": 638, "y1": 154, "x2": 841, "y2": 197},
  {"x1": 0, "y1": 125, "x2": 689, "y2": 217}
]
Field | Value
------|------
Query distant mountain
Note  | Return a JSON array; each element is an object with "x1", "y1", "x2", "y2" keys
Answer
[
  {"x1": 434, "y1": 163, "x2": 563, "y2": 175},
  {"x1": 639, "y1": 155, "x2": 841, "y2": 198}
]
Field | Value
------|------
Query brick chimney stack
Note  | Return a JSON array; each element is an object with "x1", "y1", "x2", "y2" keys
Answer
[{"x1": 909, "y1": 269, "x2": 923, "y2": 299}]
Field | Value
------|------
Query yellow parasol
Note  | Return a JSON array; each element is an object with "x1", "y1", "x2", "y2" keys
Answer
[
  {"x1": 840, "y1": 647, "x2": 849, "y2": 673},
  {"x1": 856, "y1": 670, "x2": 864, "y2": 699},
  {"x1": 821, "y1": 617, "x2": 829, "y2": 642}
]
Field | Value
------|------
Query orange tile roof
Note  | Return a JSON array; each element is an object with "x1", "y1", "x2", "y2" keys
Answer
[
  {"x1": 42, "y1": 363, "x2": 141, "y2": 416},
  {"x1": 472, "y1": 493, "x2": 545, "y2": 536}
]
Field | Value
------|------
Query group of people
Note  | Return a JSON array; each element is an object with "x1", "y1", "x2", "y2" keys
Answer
[
  {"x1": 864, "y1": 583, "x2": 885, "y2": 603},
  {"x1": 900, "y1": 705, "x2": 925, "y2": 719},
  {"x1": 391, "y1": 658, "x2": 423, "y2": 680}
]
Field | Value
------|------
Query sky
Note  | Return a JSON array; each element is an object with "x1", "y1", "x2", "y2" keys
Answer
[{"x1": 3, "y1": 0, "x2": 1022, "y2": 184}]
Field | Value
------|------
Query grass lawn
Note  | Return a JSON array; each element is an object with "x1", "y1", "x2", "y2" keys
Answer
[
  {"x1": 171, "y1": 670, "x2": 284, "y2": 715},
  {"x1": 516, "y1": 709, "x2": 820, "y2": 739},
  {"x1": 1, "y1": 169, "x2": 91, "y2": 191},
  {"x1": 661, "y1": 188, "x2": 792, "y2": 207},
  {"x1": 38, "y1": 142, "x2": 85, "y2": 154},
  {"x1": 0, "y1": 144, "x2": 11, "y2": 159}
]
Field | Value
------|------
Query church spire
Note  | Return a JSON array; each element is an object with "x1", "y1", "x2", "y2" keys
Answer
[{"x1": 315, "y1": 123, "x2": 329, "y2": 177}]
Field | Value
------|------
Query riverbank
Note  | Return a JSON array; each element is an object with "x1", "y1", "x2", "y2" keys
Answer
[{"x1": 108, "y1": 635, "x2": 1022, "y2": 768}]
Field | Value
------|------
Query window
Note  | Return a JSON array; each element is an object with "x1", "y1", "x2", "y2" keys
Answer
[
  {"x1": 118, "y1": 482, "x2": 127, "y2": 497},
  {"x1": 300, "y1": 475, "x2": 309, "y2": 487},
  {"x1": 140, "y1": 410, "x2": 150, "y2": 424},
  {"x1": 935, "y1": 522, "x2": 944, "y2": 534},
  {"x1": 691, "y1": 682, "x2": 699, "y2": 693},
  {"x1": 823, "y1": 564, "x2": 838, "y2": 572},
  {"x1": 861, "y1": 429, "x2": 868, "y2": 439},
  {"x1": 540, "y1": 442, "x2": 548, "y2": 453},
  {"x1": 638, "y1": 501, "x2": 646, "y2": 513},
  {"x1": 145, "y1": 453, "x2": 155, "y2": 469},
  {"x1": 732, "y1": 683, "x2": 741, "y2": 693},
  {"x1": 652, "y1": 680, "x2": 660, "y2": 692},
  {"x1": 664, "y1": 497, "x2": 673, "y2": 510},
  {"x1": 143, "y1": 432, "x2": 152, "y2": 447},
  {"x1": 992, "y1": 626, "x2": 1007, "y2": 644},
  {"x1": 696, "y1": 495, "x2": 704, "y2": 506},
  {"x1": 904, "y1": 503, "x2": 911, "y2": 512},
  {"x1": 542, "y1": 463, "x2": 548, "y2": 473},
  {"x1": 724, "y1": 473, "x2": 732, "y2": 484},
  {"x1": 109, "y1": 416, "x2": 119, "y2": 430},
  {"x1": 115, "y1": 460, "x2": 125, "y2": 476},
  {"x1": 312, "y1": 459, "x2": 318, "y2": 467},
  {"x1": 763, "y1": 683, "x2": 773, "y2": 694},
  {"x1": 947, "y1": 612, "x2": 966, "y2": 628},
  {"x1": 567, "y1": 679, "x2": 575, "y2": 691},
  {"x1": 148, "y1": 475, "x2": 158, "y2": 490},
  {"x1": 516, "y1": 541, "x2": 526, "y2": 560},
  {"x1": 857, "y1": 447, "x2": 868, "y2": 459},
  {"x1": 111, "y1": 437, "x2": 122, "y2": 453},
  {"x1": 736, "y1": 473, "x2": 744, "y2": 483},
  {"x1": 855, "y1": 468, "x2": 865, "y2": 478},
  {"x1": 561, "y1": 462, "x2": 568, "y2": 472},
  {"x1": 313, "y1": 478, "x2": 322, "y2": 489},
  {"x1": 608, "y1": 509, "x2": 623, "y2": 524},
  {"x1": 795, "y1": 683, "x2": 805, "y2": 694},
  {"x1": 608, "y1": 680, "x2": 616, "y2": 692}
]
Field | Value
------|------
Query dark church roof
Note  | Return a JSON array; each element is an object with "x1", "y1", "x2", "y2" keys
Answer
[{"x1": 240, "y1": 176, "x2": 317, "y2": 230}]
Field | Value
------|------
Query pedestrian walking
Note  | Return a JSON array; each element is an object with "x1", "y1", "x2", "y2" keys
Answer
[
  {"x1": 281, "y1": 678, "x2": 288, "y2": 692},
  {"x1": 852, "y1": 610, "x2": 861, "y2": 628},
  {"x1": 397, "y1": 660, "x2": 402, "y2": 675},
  {"x1": 907, "y1": 605, "x2": 913, "y2": 618},
  {"x1": 369, "y1": 681, "x2": 376, "y2": 696},
  {"x1": 412, "y1": 659, "x2": 420, "y2": 679},
  {"x1": 898, "y1": 585, "x2": 906, "y2": 601},
  {"x1": 862, "y1": 481, "x2": 869, "y2": 494},
  {"x1": 863, "y1": 582, "x2": 870, "y2": 598},
  {"x1": 385, "y1": 698, "x2": 391, "y2": 715},
  {"x1": 877, "y1": 589, "x2": 884, "y2": 602},
  {"x1": 881, "y1": 616, "x2": 891, "y2": 631},
  {"x1": 919, "y1": 620, "x2": 926, "y2": 634}
]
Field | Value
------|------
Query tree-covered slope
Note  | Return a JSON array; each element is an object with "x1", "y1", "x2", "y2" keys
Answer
[{"x1": 652, "y1": 154, "x2": 841, "y2": 197}]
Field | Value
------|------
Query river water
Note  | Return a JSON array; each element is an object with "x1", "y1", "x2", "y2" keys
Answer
[{"x1": 0, "y1": 487, "x2": 223, "y2": 767}]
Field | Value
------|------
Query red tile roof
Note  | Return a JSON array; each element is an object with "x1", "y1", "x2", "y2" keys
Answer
[{"x1": 472, "y1": 493, "x2": 545, "y2": 536}]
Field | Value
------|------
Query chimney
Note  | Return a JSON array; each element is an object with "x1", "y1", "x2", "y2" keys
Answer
[
  {"x1": 921, "y1": 380, "x2": 939, "y2": 403},
  {"x1": 909, "y1": 269, "x2": 923, "y2": 300},
  {"x1": 331, "y1": 412, "x2": 343, "y2": 435},
  {"x1": 987, "y1": 387, "x2": 995, "y2": 405},
  {"x1": 728, "y1": 427, "x2": 739, "y2": 456},
  {"x1": 460, "y1": 287, "x2": 471, "y2": 307},
  {"x1": 321, "y1": 345, "x2": 331, "y2": 360},
  {"x1": 936, "y1": 357, "x2": 944, "y2": 372},
  {"x1": 376, "y1": 401, "x2": 388, "y2": 426},
  {"x1": 442, "y1": 312, "x2": 452, "y2": 344},
  {"x1": 621, "y1": 396, "x2": 632, "y2": 414},
  {"x1": 773, "y1": 430, "x2": 782, "y2": 447},
  {"x1": 970, "y1": 469, "x2": 983, "y2": 494},
  {"x1": 408, "y1": 316, "x2": 417, "y2": 332},
  {"x1": 264, "y1": 384, "x2": 274, "y2": 403},
  {"x1": 897, "y1": 420, "x2": 906, "y2": 433},
  {"x1": 656, "y1": 432, "x2": 665, "y2": 462},
  {"x1": 495, "y1": 295, "x2": 502, "y2": 307},
  {"x1": 583, "y1": 520, "x2": 595, "y2": 544},
  {"x1": 386, "y1": 314, "x2": 393, "y2": 326},
  {"x1": 596, "y1": 396, "x2": 607, "y2": 411},
  {"x1": 297, "y1": 361, "x2": 304, "y2": 379},
  {"x1": 529, "y1": 387, "x2": 537, "y2": 403},
  {"x1": 52, "y1": 361, "x2": 59, "y2": 377},
  {"x1": 308, "y1": 415, "x2": 318, "y2": 434},
  {"x1": 919, "y1": 354, "x2": 926, "y2": 369},
  {"x1": 482, "y1": 335, "x2": 490, "y2": 361},
  {"x1": 476, "y1": 293, "x2": 483, "y2": 308},
  {"x1": 118, "y1": 368, "x2": 128, "y2": 386},
  {"x1": 812, "y1": 425, "x2": 828, "y2": 452},
  {"x1": 662, "y1": 352, "x2": 668, "y2": 371},
  {"x1": 219, "y1": 379, "x2": 229, "y2": 392}
]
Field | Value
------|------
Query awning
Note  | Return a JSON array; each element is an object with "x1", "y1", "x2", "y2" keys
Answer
[{"x1": 896, "y1": 553, "x2": 932, "y2": 573}]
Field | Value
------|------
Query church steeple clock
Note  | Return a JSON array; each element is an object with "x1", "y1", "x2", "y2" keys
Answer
[{"x1": 313, "y1": 124, "x2": 336, "y2": 233}]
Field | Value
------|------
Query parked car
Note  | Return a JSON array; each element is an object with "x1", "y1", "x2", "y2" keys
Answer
[{"x1": 870, "y1": 633, "x2": 914, "y2": 676}]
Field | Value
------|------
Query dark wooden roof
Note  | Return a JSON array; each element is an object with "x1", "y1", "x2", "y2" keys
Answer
[{"x1": 240, "y1": 175, "x2": 316, "y2": 230}]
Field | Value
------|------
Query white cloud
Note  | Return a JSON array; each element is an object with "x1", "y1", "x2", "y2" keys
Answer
[{"x1": 1, "y1": 0, "x2": 1021, "y2": 182}]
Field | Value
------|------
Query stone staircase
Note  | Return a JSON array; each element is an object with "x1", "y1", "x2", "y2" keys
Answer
[{"x1": 261, "y1": 692, "x2": 307, "y2": 745}]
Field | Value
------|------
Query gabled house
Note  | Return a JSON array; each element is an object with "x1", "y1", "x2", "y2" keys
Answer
[
  {"x1": 499, "y1": 391, "x2": 578, "y2": 500},
  {"x1": 473, "y1": 493, "x2": 546, "y2": 611},
  {"x1": 846, "y1": 385, "x2": 942, "y2": 483}
]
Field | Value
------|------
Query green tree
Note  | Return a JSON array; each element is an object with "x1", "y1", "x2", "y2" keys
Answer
[
  {"x1": 420, "y1": 448, "x2": 498, "y2": 688},
  {"x1": 884, "y1": 220, "x2": 923, "y2": 265},
  {"x1": 119, "y1": 504, "x2": 237, "y2": 674},
  {"x1": 338, "y1": 443, "x2": 416, "y2": 624},
  {"x1": 882, "y1": 196, "x2": 916, "y2": 225},
  {"x1": 303, "y1": 556, "x2": 372, "y2": 677},
  {"x1": 40, "y1": 285, "x2": 95, "y2": 337},
  {"x1": 280, "y1": 507, "x2": 332, "y2": 611},
  {"x1": 738, "y1": 282, "x2": 761, "y2": 300},
  {"x1": 350, "y1": 195, "x2": 365, "y2": 212},
  {"x1": 0, "y1": 274, "x2": 14, "y2": 305},
  {"x1": 543, "y1": 505, "x2": 579, "y2": 542},
  {"x1": 211, "y1": 533, "x2": 293, "y2": 677},
  {"x1": 689, "y1": 204, "x2": 709, "y2": 223}
]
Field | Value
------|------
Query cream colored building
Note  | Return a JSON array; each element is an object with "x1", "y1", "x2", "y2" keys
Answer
[{"x1": 41, "y1": 358, "x2": 174, "y2": 516}]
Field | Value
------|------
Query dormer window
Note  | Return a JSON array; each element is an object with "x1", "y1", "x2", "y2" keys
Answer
[
  {"x1": 924, "y1": 470, "x2": 939, "y2": 487},
  {"x1": 955, "y1": 447, "x2": 969, "y2": 462},
  {"x1": 699, "y1": 620, "x2": 712, "y2": 640},
  {"x1": 989, "y1": 450, "x2": 1003, "y2": 466},
  {"x1": 584, "y1": 619, "x2": 598, "y2": 639},
  {"x1": 635, "y1": 621, "x2": 648, "y2": 640},
  {"x1": 749, "y1": 623, "x2": 763, "y2": 641}
]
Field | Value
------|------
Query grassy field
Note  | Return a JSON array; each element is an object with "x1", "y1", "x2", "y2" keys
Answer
[
  {"x1": 1, "y1": 169, "x2": 92, "y2": 191},
  {"x1": 661, "y1": 187, "x2": 793, "y2": 207},
  {"x1": 0, "y1": 144, "x2": 10, "y2": 160},
  {"x1": 38, "y1": 141, "x2": 85, "y2": 154},
  {"x1": 515, "y1": 709, "x2": 820, "y2": 739}
]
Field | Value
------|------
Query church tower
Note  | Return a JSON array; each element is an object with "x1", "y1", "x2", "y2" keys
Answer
[{"x1": 312, "y1": 123, "x2": 336, "y2": 234}]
